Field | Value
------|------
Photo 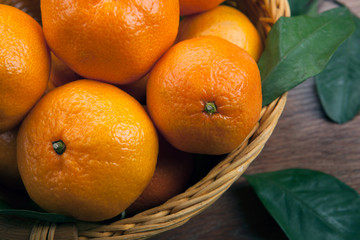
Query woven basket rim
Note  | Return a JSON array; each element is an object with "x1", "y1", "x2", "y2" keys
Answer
[{"x1": 0, "y1": 0, "x2": 291, "y2": 239}]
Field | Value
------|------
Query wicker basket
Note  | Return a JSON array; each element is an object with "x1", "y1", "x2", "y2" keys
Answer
[{"x1": 0, "y1": 0, "x2": 290, "y2": 239}]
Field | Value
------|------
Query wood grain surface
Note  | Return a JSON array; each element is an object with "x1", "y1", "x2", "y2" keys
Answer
[{"x1": 151, "y1": 0, "x2": 360, "y2": 239}]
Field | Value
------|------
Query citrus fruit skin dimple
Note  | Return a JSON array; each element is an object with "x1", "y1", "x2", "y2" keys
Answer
[
  {"x1": 0, "y1": 4, "x2": 50, "y2": 133},
  {"x1": 41, "y1": 0, "x2": 179, "y2": 85},
  {"x1": 17, "y1": 80, "x2": 158, "y2": 222},
  {"x1": 147, "y1": 36, "x2": 262, "y2": 155}
]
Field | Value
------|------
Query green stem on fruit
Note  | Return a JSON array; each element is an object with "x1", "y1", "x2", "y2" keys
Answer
[
  {"x1": 204, "y1": 101, "x2": 218, "y2": 115},
  {"x1": 52, "y1": 140, "x2": 66, "y2": 155}
]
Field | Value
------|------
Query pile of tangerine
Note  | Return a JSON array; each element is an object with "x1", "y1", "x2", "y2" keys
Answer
[{"x1": 0, "y1": 0, "x2": 263, "y2": 222}]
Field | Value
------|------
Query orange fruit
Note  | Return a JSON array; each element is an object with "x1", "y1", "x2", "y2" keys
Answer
[
  {"x1": 0, "y1": 4, "x2": 50, "y2": 133},
  {"x1": 17, "y1": 80, "x2": 158, "y2": 221},
  {"x1": 177, "y1": 5, "x2": 263, "y2": 61},
  {"x1": 46, "y1": 53, "x2": 80, "y2": 93},
  {"x1": 179, "y1": 0, "x2": 225, "y2": 16},
  {"x1": 119, "y1": 73, "x2": 149, "y2": 104},
  {"x1": 41, "y1": 0, "x2": 179, "y2": 85},
  {"x1": 45, "y1": 78, "x2": 56, "y2": 93},
  {"x1": 147, "y1": 36, "x2": 262, "y2": 155},
  {"x1": 127, "y1": 133, "x2": 194, "y2": 213},
  {"x1": 49, "y1": 52, "x2": 79, "y2": 88},
  {"x1": 0, "y1": 128, "x2": 23, "y2": 189}
]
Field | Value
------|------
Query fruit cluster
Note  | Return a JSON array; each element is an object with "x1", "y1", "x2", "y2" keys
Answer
[{"x1": 0, "y1": 0, "x2": 262, "y2": 221}]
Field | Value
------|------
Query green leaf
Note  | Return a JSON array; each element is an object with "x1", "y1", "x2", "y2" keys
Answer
[
  {"x1": 259, "y1": 7, "x2": 355, "y2": 106},
  {"x1": 245, "y1": 169, "x2": 360, "y2": 240},
  {"x1": 305, "y1": 0, "x2": 319, "y2": 17},
  {"x1": 315, "y1": 14, "x2": 360, "y2": 124},
  {"x1": 288, "y1": 0, "x2": 318, "y2": 16},
  {"x1": 0, "y1": 199, "x2": 76, "y2": 223}
]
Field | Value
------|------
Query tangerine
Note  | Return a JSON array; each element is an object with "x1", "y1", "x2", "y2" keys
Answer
[
  {"x1": 128, "y1": 132, "x2": 194, "y2": 213},
  {"x1": 179, "y1": 0, "x2": 225, "y2": 16},
  {"x1": 147, "y1": 36, "x2": 262, "y2": 155},
  {"x1": 177, "y1": 5, "x2": 263, "y2": 61},
  {"x1": 119, "y1": 74, "x2": 149, "y2": 104},
  {"x1": 0, "y1": 4, "x2": 50, "y2": 132},
  {"x1": 41, "y1": 0, "x2": 179, "y2": 85},
  {"x1": 17, "y1": 80, "x2": 158, "y2": 221},
  {"x1": 49, "y1": 52, "x2": 79, "y2": 88},
  {"x1": 0, "y1": 128, "x2": 23, "y2": 189}
]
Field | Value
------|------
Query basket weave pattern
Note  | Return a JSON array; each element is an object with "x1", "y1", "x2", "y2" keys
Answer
[{"x1": 1, "y1": 0, "x2": 290, "y2": 239}]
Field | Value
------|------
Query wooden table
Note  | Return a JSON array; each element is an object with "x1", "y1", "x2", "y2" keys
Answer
[{"x1": 151, "y1": 0, "x2": 360, "y2": 239}]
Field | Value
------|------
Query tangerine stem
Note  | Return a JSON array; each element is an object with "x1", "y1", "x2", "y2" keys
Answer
[
  {"x1": 52, "y1": 140, "x2": 66, "y2": 155},
  {"x1": 204, "y1": 101, "x2": 217, "y2": 115}
]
